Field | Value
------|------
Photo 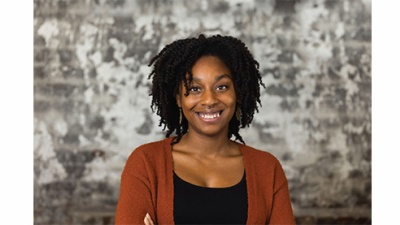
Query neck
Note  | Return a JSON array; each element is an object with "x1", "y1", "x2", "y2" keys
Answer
[{"x1": 177, "y1": 132, "x2": 237, "y2": 157}]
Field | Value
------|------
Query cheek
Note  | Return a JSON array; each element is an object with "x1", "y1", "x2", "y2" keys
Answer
[
  {"x1": 226, "y1": 99, "x2": 236, "y2": 109},
  {"x1": 226, "y1": 90, "x2": 237, "y2": 106},
  {"x1": 180, "y1": 96, "x2": 199, "y2": 110}
]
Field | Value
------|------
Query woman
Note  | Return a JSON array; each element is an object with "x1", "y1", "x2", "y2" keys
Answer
[{"x1": 115, "y1": 34, "x2": 295, "y2": 224}]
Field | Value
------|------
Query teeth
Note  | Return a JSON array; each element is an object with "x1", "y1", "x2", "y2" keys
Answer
[{"x1": 200, "y1": 112, "x2": 220, "y2": 119}]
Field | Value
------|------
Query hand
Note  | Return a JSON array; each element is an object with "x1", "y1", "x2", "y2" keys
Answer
[{"x1": 144, "y1": 213, "x2": 155, "y2": 225}]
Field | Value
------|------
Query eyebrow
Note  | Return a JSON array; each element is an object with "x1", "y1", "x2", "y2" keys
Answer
[{"x1": 192, "y1": 74, "x2": 232, "y2": 82}]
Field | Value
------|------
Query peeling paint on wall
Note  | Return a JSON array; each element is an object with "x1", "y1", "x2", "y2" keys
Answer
[{"x1": 34, "y1": 0, "x2": 371, "y2": 224}]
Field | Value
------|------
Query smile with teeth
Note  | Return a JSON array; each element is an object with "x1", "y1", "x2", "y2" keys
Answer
[{"x1": 198, "y1": 111, "x2": 221, "y2": 119}]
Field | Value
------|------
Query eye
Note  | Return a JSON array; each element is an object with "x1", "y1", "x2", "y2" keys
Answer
[
  {"x1": 216, "y1": 85, "x2": 228, "y2": 91},
  {"x1": 189, "y1": 86, "x2": 201, "y2": 92}
]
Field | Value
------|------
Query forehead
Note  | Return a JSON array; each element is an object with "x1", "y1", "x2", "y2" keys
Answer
[{"x1": 190, "y1": 56, "x2": 232, "y2": 79}]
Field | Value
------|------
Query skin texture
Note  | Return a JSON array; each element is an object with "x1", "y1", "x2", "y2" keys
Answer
[{"x1": 177, "y1": 56, "x2": 236, "y2": 139}]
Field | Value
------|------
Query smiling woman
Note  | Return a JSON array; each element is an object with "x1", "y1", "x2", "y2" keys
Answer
[
  {"x1": 176, "y1": 56, "x2": 237, "y2": 140},
  {"x1": 115, "y1": 34, "x2": 296, "y2": 225}
]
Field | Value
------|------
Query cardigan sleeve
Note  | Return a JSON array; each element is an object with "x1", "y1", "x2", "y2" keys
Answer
[
  {"x1": 115, "y1": 148, "x2": 157, "y2": 225},
  {"x1": 268, "y1": 160, "x2": 296, "y2": 225}
]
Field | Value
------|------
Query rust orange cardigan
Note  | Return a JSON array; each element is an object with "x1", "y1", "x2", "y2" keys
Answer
[{"x1": 115, "y1": 137, "x2": 295, "y2": 224}]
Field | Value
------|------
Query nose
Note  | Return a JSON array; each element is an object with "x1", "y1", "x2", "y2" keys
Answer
[{"x1": 201, "y1": 89, "x2": 218, "y2": 108}]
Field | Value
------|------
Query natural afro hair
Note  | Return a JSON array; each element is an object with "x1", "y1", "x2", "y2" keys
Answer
[{"x1": 148, "y1": 34, "x2": 265, "y2": 145}]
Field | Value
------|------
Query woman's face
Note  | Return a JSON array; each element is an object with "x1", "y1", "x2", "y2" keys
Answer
[{"x1": 176, "y1": 56, "x2": 237, "y2": 138}]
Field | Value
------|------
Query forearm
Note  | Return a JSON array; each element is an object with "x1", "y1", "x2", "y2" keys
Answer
[
  {"x1": 268, "y1": 181, "x2": 296, "y2": 224},
  {"x1": 115, "y1": 171, "x2": 156, "y2": 224}
]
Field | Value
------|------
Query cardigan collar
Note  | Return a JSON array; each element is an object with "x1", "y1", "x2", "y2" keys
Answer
[{"x1": 161, "y1": 137, "x2": 266, "y2": 224}]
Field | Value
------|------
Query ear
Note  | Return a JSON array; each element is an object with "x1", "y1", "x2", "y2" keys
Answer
[{"x1": 176, "y1": 94, "x2": 182, "y2": 108}]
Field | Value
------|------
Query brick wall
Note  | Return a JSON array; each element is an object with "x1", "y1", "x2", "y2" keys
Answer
[{"x1": 34, "y1": 0, "x2": 371, "y2": 224}]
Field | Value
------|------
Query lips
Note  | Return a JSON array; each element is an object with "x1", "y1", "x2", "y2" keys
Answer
[{"x1": 197, "y1": 111, "x2": 222, "y2": 120}]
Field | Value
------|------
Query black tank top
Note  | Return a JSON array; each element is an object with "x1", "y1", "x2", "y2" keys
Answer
[{"x1": 173, "y1": 172, "x2": 248, "y2": 224}]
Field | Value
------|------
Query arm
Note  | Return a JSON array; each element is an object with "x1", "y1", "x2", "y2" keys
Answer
[
  {"x1": 115, "y1": 150, "x2": 156, "y2": 224},
  {"x1": 268, "y1": 162, "x2": 296, "y2": 224}
]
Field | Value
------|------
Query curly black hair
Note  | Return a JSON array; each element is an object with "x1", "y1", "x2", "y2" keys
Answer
[{"x1": 148, "y1": 34, "x2": 265, "y2": 145}]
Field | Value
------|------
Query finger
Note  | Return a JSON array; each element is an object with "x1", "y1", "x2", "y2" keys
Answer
[
  {"x1": 144, "y1": 216, "x2": 149, "y2": 225},
  {"x1": 146, "y1": 213, "x2": 155, "y2": 225},
  {"x1": 144, "y1": 213, "x2": 150, "y2": 225}
]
